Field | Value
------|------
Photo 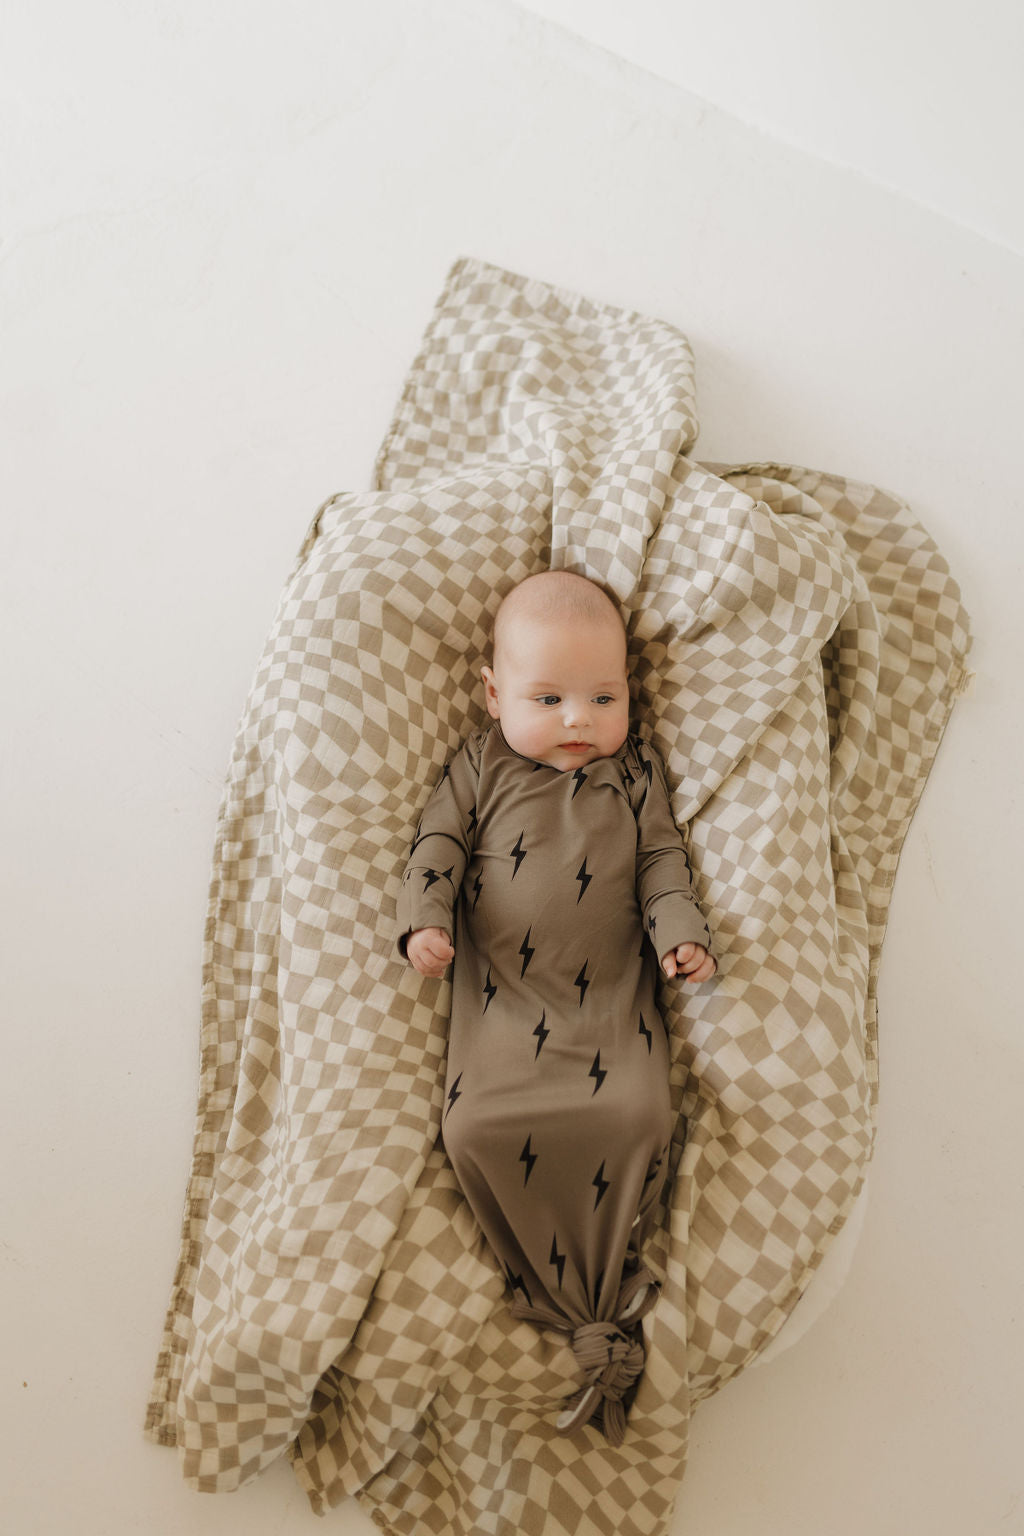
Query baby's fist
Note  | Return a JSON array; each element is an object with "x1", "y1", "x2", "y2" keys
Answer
[
  {"x1": 406, "y1": 927, "x2": 455, "y2": 977},
  {"x1": 661, "y1": 942, "x2": 716, "y2": 984}
]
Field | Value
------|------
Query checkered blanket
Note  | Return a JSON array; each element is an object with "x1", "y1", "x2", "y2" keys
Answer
[{"x1": 145, "y1": 258, "x2": 971, "y2": 1534}]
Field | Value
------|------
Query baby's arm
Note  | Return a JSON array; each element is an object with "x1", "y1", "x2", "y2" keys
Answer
[
  {"x1": 395, "y1": 737, "x2": 481, "y2": 966},
  {"x1": 406, "y1": 927, "x2": 455, "y2": 977},
  {"x1": 631, "y1": 739, "x2": 716, "y2": 977}
]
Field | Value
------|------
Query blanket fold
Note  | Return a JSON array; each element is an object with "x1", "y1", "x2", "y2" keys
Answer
[{"x1": 146, "y1": 257, "x2": 971, "y2": 1536}]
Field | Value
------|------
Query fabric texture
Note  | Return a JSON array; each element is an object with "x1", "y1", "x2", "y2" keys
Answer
[
  {"x1": 395, "y1": 724, "x2": 713, "y2": 1446},
  {"x1": 145, "y1": 256, "x2": 972, "y2": 1535}
]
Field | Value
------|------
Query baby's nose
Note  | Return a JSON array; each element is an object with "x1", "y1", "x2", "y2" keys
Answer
[{"x1": 563, "y1": 698, "x2": 591, "y2": 726}]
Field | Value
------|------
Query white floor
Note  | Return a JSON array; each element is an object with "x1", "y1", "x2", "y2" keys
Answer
[{"x1": 3, "y1": 4, "x2": 1021, "y2": 1533}]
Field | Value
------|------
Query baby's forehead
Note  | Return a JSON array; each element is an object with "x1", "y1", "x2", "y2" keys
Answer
[
  {"x1": 493, "y1": 573, "x2": 625, "y2": 642},
  {"x1": 497, "y1": 612, "x2": 628, "y2": 672},
  {"x1": 503, "y1": 606, "x2": 614, "y2": 637}
]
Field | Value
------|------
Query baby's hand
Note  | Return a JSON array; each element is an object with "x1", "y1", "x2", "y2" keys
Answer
[
  {"x1": 406, "y1": 927, "x2": 455, "y2": 978},
  {"x1": 661, "y1": 942, "x2": 716, "y2": 984}
]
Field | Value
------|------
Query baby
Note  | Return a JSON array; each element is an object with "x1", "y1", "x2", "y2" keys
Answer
[{"x1": 395, "y1": 570, "x2": 715, "y2": 1443}]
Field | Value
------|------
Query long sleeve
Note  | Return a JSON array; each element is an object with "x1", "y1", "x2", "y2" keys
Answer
[
  {"x1": 394, "y1": 734, "x2": 482, "y2": 958},
  {"x1": 628, "y1": 739, "x2": 713, "y2": 960}
]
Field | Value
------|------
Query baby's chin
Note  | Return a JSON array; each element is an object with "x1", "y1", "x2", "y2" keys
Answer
[{"x1": 546, "y1": 749, "x2": 603, "y2": 770}]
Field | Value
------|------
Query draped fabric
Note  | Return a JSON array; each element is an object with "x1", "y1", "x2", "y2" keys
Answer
[{"x1": 145, "y1": 256, "x2": 971, "y2": 1535}]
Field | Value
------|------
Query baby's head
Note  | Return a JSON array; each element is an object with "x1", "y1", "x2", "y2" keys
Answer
[{"x1": 481, "y1": 571, "x2": 630, "y2": 771}]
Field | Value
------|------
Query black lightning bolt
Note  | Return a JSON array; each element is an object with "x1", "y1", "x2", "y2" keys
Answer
[
  {"x1": 594, "y1": 1266, "x2": 606, "y2": 1306},
  {"x1": 533, "y1": 1010, "x2": 549, "y2": 1059},
  {"x1": 519, "y1": 1134, "x2": 537, "y2": 1186},
  {"x1": 505, "y1": 1262, "x2": 533, "y2": 1306},
  {"x1": 471, "y1": 871, "x2": 483, "y2": 909},
  {"x1": 589, "y1": 1050, "x2": 606, "y2": 1094},
  {"x1": 422, "y1": 863, "x2": 454, "y2": 891},
  {"x1": 636, "y1": 754, "x2": 652, "y2": 815},
  {"x1": 510, "y1": 832, "x2": 528, "y2": 878},
  {"x1": 482, "y1": 967, "x2": 497, "y2": 1013},
  {"x1": 638, "y1": 1012, "x2": 653, "y2": 1053},
  {"x1": 575, "y1": 858, "x2": 592, "y2": 903},
  {"x1": 445, "y1": 1071, "x2": 463, "y2": 1118},
  {"x1": 643, "y1": 1150, "x2": 665, "y2": 1186},
  {"x1": 519, "y1": 926, "x2": 535, "y2": 978},
  {"x1": 467, "y1": 805, "x2": 478, "y2": 836},
  {"x1": 592, "y1": 1159, "x2": 610, "y2": 1209},
  {"x1": 575, "y1": 961, "x2": 590, "y2": 1006},
  {"x1": 647, "y1": 914, "x2": 657, "y2": 936},
  {"x1": 549, "y1": 1232, "x2": 566, "y2": 1288},
  {"x1": 571, "y1": 767, "x2": 587, "y2": 799}
]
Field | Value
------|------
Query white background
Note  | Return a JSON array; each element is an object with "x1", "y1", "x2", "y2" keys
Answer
[{"x1": 2, "y1": 3, "x2": 1021, "y2": 1532}]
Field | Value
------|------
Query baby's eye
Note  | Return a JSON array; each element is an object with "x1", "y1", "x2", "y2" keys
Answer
[
  {"x1": 536, "y1": 694, "x2": 560, "y2": 706},
  {"x1": 594, "y1": 695, "x2": 615, "y2": 705}
]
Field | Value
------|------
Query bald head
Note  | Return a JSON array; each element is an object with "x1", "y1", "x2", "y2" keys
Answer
[{"x1": 491, "y1": 571, "x2": 627, "y2": 666}]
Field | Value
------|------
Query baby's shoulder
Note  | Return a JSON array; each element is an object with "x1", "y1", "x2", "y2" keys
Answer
[
  {"x1": 616, "y1": 733, "x2": 674, "y2": 814},
  {"x1": 441, "y1": 722, "x2": 504, "y2": 789},
  {"x1": 619, "y1": 731, "x2": 663, "y2": 779},
  {"x1": 443, "y1": 722, "x2": 493, "y2": 762},
  {"x1": 461, "y1": 725, "x2": 492, "y2": 754}
]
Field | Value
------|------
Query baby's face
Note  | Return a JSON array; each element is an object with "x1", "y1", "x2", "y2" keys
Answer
[{"x1": 481, "y1": 616, "x2": 630, "y2": 771}]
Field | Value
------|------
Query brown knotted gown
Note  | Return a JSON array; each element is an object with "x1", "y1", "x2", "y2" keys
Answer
[{"x1": 395, "y1": 722, "x2": 713, "y2": 1442}]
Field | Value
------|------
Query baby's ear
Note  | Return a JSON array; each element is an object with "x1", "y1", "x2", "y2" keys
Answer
[{"x1": 481, "y1": 665, "x2": 501, "y2": 720}]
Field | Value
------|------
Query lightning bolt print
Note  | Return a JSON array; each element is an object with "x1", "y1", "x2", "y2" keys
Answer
[
  {"x1": 571, "y1": 767, "x2": 587, "y2": 799},
  {"x1": 635, "y1": 753, "x2": 653, "y2": 815},
  {"x1": 638, "y1": 1012, "x2": 653, "y2": 1053},
  {"x1": 482, "y1": 967, "x2": 497, "y2": 1013},
  {"x1": 574, "y1": 961, "x2": 590, "y2": 1006},
  {"x1": 549, "y1": 1232, "x2": 566, "y2": 1289},
  {"x1": 575, "y1": 858, "x2": 592, "y2": 903},
  {"x1": 510, "y1": 832, "x2": 528, "y2": 878},
  {"x1": 421, "y1": 863, "x2": 454, "y2": 892},
  {"x1": 533, "y1": 1010, "x2": 549, "y2": 1059},
  {"x1": 518, "y1": 926, "x2": 535, "y2": 979},
  {"x1": 505, "y1": 1262, "x2": 533, "y2": 1307},
  {"x1": 444, "y1": 1071, "x2": 463, "y2": 1119},
  {"x1": 588, "y1": 1050, "x2": 606, "y2": 1095},
  {"x1": 592, "y1": 1159, "x2": 610, "y2": 1209},
  {"x1": 471, "y1": 871, "x2": 484, "y2": 909},
  {"x1": 519, "y1": 1134, "x2": 537, "y2": 1186}
]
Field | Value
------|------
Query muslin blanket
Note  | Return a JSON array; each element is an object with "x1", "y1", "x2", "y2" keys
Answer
[{"x1": 145, "y1": 257, "x2": 972, "y2": 1534}]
